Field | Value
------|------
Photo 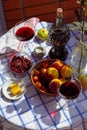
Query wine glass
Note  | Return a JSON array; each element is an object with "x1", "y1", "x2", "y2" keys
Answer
[
  {"x1": 13, "y1": 20, "x2": 35, "y2": 41},
  {"x1": 58, "y1": 76, "x2": 82, "y2": 110}
]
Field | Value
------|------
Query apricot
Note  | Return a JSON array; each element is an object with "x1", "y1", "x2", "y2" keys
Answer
[
  {"x1": 42, "y1": 62, "x2": 49, "y2": 68},
  {"x1": 60, "y1": 65, "x2": 72, "y2": 78},
  {"x1": 41, "y1": 85, "x2": 47, "y2": 92},
  {"x1": 33, "y1": 76, "x2": 39, "y2": 82},
  {"x1": 40, "y1": 68, "x2": 47, "y2": 74},
  {"x1": 46, "y1": 67, "x2": 59, "y2": 80},
  {"x1": 35, "y1": 81, "x2": 42, "y2": 88},
  {"x1": 33, "y1": 69, "x2": 40, "y2": 76},
  {"x1": 51, "y1": 60, "x2": 64, "y2": 70}
]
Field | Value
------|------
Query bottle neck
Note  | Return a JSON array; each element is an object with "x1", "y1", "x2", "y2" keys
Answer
[
  {"x1": 56, "y1": 16, "x2": 63, "y2": 27},
  {"x1": 55, "y1": 8, "x2": 63, "y2": 27}
]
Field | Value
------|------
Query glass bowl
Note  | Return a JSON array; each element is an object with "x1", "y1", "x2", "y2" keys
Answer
[
  {"x1": 13, "y1": 20, "x2": 35, "y2": 41},
  {"x1": 9, "y1": 52, "x2": 32, "y2": 75}
]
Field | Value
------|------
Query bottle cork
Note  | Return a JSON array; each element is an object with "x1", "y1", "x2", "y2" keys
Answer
[{"x1": 56, "y1": 8, "x2": 63, "y2": 17}]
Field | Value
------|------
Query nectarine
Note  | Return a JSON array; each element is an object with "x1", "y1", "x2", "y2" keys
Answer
[
  {"x1": 46, "y1": 67, "x2": 59, "y2": 80},
  {"x1": 59, "y1": 78, "x2": 67, "y2": 85},
  {"x1": 60, "y1": 65, "x2": 72, "y2": 78},
  {"x1": 49, "y1": 79, "x2": 61, "y2": 93},
  {"x1": 51, "y1": 60, "x2": 64, "y2": 70}
]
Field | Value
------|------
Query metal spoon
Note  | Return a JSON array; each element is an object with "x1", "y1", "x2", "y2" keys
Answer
[{"x1": 0, "y1": 51, "x2": 16, "y2": 59}]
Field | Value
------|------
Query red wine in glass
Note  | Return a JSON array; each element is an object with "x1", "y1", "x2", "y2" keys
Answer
[
  {"x1": 15, "y1": 26, "x2": 34, "y2": 41},
  {"x1": 58, "y1": 77, "x2": 82, "y2": 100}
]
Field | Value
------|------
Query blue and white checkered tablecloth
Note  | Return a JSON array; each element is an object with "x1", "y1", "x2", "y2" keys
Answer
[{"x1": 0, "y1": 21, "x2": 87, "y2": 130}]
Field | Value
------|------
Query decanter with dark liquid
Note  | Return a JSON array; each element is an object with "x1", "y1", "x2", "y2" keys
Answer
[{"x1": 49, "y1": 8, "x2": 71, "y2": 61}]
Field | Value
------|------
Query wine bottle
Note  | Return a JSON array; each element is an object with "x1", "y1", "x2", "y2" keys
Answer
[
  {"x1": 49, "y1": 8, "x2": 71, "y2": 60},
  {"x1": 50, "y1": 8, "x2": 70, "y2": 45}
]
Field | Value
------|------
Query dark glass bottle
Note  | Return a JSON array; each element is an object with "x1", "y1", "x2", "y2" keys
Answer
[{"x1": 49, "y1": 8, "x2": 71, "y2": 61}]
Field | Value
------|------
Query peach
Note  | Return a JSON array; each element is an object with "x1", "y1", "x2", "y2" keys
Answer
[
  {"x1": 49, "y1": 79, "x2": 61, "y2": 93},
  {"x1": 46, "y1": 67, "x2": 59, "y2": 80},
  {"x1": 60, "y1": 65, "x2": 72, "y2": 78},
  {"x1": 59, "y1": 78, "x2": 67, "y2": 84},
  {"x1": 51, "y1": 60, "x2": 64, "y2": 70}
]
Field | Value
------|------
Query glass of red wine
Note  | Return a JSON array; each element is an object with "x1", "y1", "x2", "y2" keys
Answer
[
  {"x1": 13, "y1": 20, "x2": 35, "y2": 41},
  {"x1": 58, "y1": 76, "x2": 82, "y2": 109}
]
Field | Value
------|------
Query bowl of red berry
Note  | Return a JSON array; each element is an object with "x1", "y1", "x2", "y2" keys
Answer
[{"x1": 9, "y1": 52, "x2": 32, "y2": 75}]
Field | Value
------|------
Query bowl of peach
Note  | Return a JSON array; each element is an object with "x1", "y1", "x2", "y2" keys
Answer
[{"x1": 30, "y1": 58, "x2": 72, "y2": 96}]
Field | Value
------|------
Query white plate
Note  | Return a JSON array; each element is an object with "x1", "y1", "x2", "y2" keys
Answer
[{"x1": 2, "y1": 79, "x2": 26, "y2": 100}]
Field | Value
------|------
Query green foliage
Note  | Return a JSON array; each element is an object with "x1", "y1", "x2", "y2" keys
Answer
[{"x1": 71, "y1": 22, "x2": 87, "y2": 32}]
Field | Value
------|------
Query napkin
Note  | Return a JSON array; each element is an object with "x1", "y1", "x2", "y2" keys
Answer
[{"x1": 25, "y1": 17, "x2": 40, "y2": 30}]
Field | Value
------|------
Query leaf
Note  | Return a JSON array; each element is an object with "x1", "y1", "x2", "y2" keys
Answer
[
  {"x1": 72, "y1": 22, "x2": 80, "y2": 26},
  {"x1": 84, "y1": 23, "x2": 87, "y2": 27},
  {"x1": 71, "y1": 27, "x2": 80, "y2": 31},
  {"x1": 84, "y1": 23, "x2": 87, "y2": 30}
]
